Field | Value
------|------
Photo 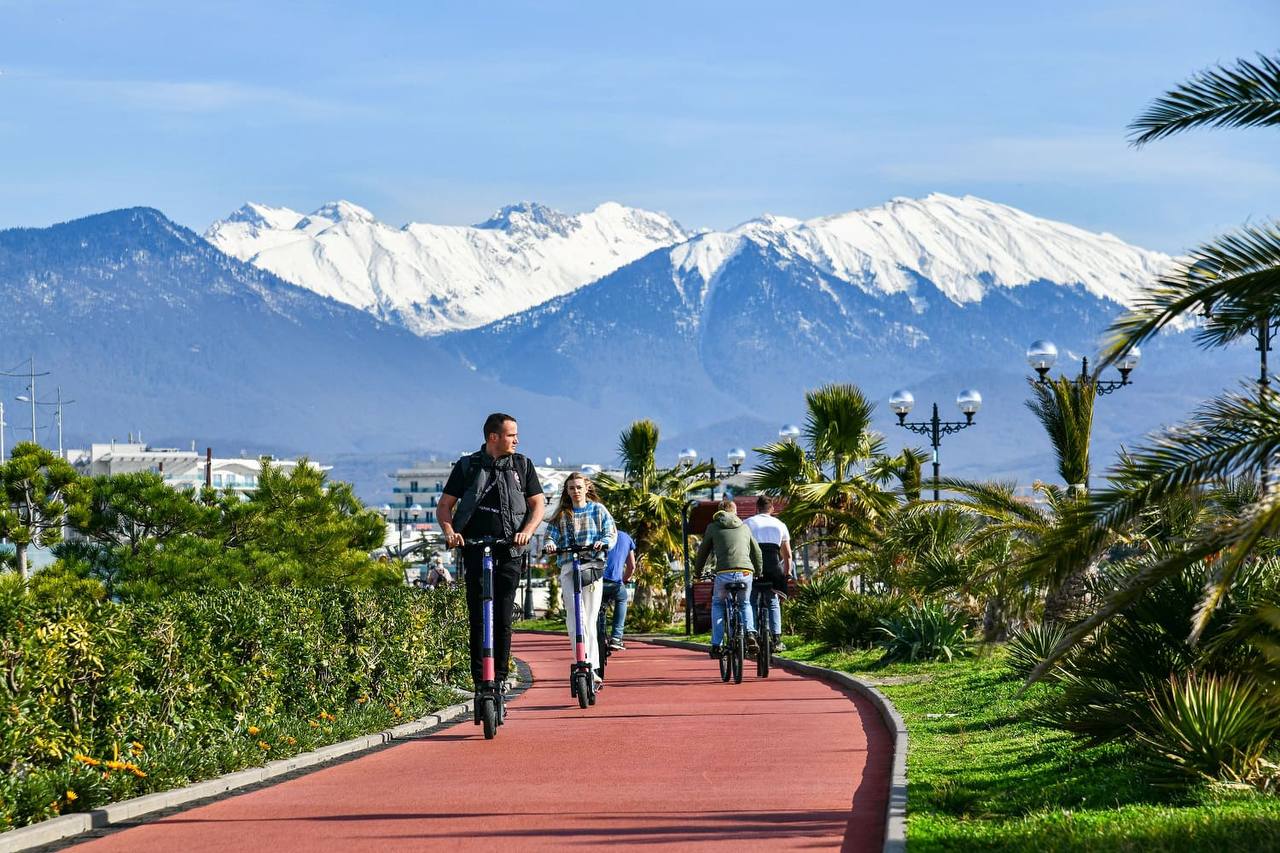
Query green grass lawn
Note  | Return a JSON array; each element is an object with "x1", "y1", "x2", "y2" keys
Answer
[{"x1": 772, "y1": 641, "x2": 1280, "y2": 852}]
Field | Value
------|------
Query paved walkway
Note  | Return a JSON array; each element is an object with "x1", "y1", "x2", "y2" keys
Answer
[{"x1": 71, "y1": 633, "x2": 891, "y2": 851}]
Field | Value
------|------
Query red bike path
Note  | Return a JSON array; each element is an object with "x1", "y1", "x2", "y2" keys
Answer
[{"x1": 71, "y1": 633, "x2": 892, "y2": 851}]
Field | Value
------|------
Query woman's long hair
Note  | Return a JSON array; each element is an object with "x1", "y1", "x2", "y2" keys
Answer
[{"x1": 549, "y1": 472, "x2": 601, "y2": 530}]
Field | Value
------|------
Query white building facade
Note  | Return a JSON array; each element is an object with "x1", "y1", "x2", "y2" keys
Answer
[{"x1": 68, "y1": 442, "x2": 314, "y2": 495}]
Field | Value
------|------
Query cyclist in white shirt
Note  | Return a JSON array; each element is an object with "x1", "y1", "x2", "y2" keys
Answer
[{"x1": 744, "y1": 495, "x2": 792, "y2": 650}]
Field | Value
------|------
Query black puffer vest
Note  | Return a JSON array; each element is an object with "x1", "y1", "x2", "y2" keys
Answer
[{"x1": 451, "y1": 449, "x2": 532, "y2": 553}]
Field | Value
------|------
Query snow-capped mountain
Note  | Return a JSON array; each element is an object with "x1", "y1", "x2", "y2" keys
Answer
[
  {"x1": 671, "y1": 193, "x2": 1170, "y2": 312},
  {"x1": 205, "y1": 200, "x2": 688, "y2": 335}
]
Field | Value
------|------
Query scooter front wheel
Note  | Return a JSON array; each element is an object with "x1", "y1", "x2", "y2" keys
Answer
[
  {"x1": 480, "y1": 696, "x2": 498, "y2": 739},
  {"x1": 574, "y1": 672, "x2": 590, "y2": 709}
]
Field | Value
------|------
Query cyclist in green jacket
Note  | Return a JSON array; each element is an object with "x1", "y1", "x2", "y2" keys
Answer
[{"x1": 694, "y1": 499, "x2": 763, "y2": 659}]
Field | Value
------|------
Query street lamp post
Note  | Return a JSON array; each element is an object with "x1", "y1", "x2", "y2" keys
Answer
[
  {"x1": 889, "y1": 389, "x2": 982, "y2": 500},
  {"x1": 398, "y1": 504, "x2": 423, "y2": 550},
  {"x1": 1193, "y1": 262, "x2": 1276, "y2": 489},
  {"x1": 777, "y1": 424, "x2": 812, "y2": 575},
  {"x1": 1026, "y1": 339, "x2": 1141, "y2": 396}
]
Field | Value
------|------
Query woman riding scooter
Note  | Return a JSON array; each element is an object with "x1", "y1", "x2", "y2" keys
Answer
[{"x1": 544, "y1": 472, "x2": 617, "y2": 694}]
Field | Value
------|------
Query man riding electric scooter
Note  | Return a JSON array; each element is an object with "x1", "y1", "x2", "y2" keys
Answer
[{"x1": 437, "y1": 413, "x2": 546, "y2": 728}]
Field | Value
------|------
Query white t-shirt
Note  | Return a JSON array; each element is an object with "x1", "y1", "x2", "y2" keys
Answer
[{"x1": 745, "y1": 514, "x2": 790, "y2": 547}]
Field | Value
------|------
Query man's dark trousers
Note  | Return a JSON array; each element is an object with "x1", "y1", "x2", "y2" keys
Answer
[{"x1": 462, "y1": 546, "x2": 523, "y2": 686}]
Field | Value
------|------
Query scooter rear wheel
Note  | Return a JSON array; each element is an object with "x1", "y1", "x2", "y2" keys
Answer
[
  {"x1": 480, "y1": 696, "x2": 498, "y2": 739},
  {"x1": 757, "y1": 629, "x2": 771, "y2": 678},
  {"x1": 719, "y1": 646, "x2": 731, "y2": 682}
]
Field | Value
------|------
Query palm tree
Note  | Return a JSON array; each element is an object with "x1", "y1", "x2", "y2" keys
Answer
[
  {"x1": 1019, "y1": 54, "x2": 1280, "y2": 679},
  {"x1": 750, "y1": 383, "x2": 899, "y2": 566},
  {"x1": 933, "y1": 478, "x2": 1068, "y2": 637},
  {"x1": 1025, "y1": 375, "x2": 1100, "y2": 622},
  {"x1": 593, "y1": 419, "x2": 715, "y2": 616}
]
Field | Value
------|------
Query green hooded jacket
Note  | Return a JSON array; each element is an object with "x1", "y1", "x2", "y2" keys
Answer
[{"x1": 694, "y1": 510, "x2": 763, "y2": 575}]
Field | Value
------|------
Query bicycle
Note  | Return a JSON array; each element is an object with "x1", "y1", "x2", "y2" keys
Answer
[
  {"x1": 718, "y1": 580, "x2": 748, "y2": 684},
  {"x1": 462, "y1": 536, "x2": 512, "y2": 739},
  {"x1": 751, "y1": 582, "x2": 786, "y2": 678}
]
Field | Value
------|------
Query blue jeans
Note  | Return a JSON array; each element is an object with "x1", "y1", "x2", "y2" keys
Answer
[
  {"x1": 598, "y1": 579, "x2": 629, "y2": 641},
  {"x1": 711, "y1": 571, "x2": 754, "y2": 646},
  {"x1": 752, "y1": 585, "x2": 782, "y2": 635}
]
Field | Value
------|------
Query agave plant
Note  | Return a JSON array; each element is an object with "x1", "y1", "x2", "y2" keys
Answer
[
  {"x1": 875, "y1": 601, "x2": 971, "y2": 664},
  {"x1": 1005, "y1": 622, "x2": 1070, "y2": 681},
  {"x1": 1134, "y1": 672, "x2": 1280, "y2": 790}
]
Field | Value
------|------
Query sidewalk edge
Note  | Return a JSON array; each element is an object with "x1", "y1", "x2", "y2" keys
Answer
[
  {"x1": 648, "y1": 637, "x2": 908, "y2": 853},
  {"x1": 0, "y1": 674, "x2": 520, "y2": 853}
]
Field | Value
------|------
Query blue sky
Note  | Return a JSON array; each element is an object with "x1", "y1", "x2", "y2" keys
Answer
[{"x1": 0, "y1": 0, "x2": 1276, "y2": 251}]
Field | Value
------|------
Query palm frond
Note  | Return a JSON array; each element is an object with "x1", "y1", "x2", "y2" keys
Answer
[
  {"x1": 1129, "y1": 53, "x2": 1280, "y2": 146},
  {"x1": 1189, "y1": 496, "x2": 1280, "y2": 643},
  {"x1": 803, "y1": 383, "x2": 878, "y2": 476},
  {"x1": 1029, "y1": 388, "x2": 1280, "y2": 584},
  {"x1": 616, "y1": 419, "x2": 660, "y2": 489},
  {"x1": 1025, "y1": 376, "x2": 1094, "y2": 489},
  {"x1": 1100, "y1": 224, "x2": 1280, "y2": 365},
  {"x1": 748, "y1": 440, "x2": 820, "y2": 495},
  {"x1": 1024, "y1": 536, "x2": 1227, "y2": 686}
]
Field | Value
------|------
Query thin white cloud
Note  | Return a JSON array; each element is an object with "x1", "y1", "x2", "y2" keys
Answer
[
  {"x1": 8, "y1": 69, "x2": 369, "y2": 119},
  {"x1": 879, "y1": 132, "x2": 1280, "y2": 188}
]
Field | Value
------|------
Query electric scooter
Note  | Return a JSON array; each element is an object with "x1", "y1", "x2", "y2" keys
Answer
[
  {"x1": 554, "y1": 542, "x2": 608, "y2": 709},
  {"x1": 466, "y1": 537, "x2": 510, "y2": 739}
]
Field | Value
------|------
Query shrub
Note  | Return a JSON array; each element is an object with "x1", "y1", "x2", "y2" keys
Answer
[
  {"x1": 0, "y1": 579, "x2": 468, "y2": 831},
  {"x1": 1005, "y1": 622, "x2": 1070, "y2": 681},
  {"x1": 783, "y1": 572, "x2": 851, "y2": 639},
  {"x1": 624, "y1": 603, "x2": 671, "y2": 633},
  {"x1": 876, "y1": 602, "x2": 971, "y2": 664},
  {"x1": 1037, "y1": 561, "x2": 1273, "y2": 744},
  {"x1": 1134, "y1": 673, "x2": 1280, "y2": 790},
  {"x1": 811, "y1": 590, "x2": 905, "y2": 650}
]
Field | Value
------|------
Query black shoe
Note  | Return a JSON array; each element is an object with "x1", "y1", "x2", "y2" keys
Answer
[
  {"x1": 746, "y1": 631, "x2": 760, "y2": 654},
  {"x1": 710, "y1": 645, "x2": 722, "y2": 659}
]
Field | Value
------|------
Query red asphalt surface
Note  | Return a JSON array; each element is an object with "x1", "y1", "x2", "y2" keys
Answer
[{"x1": 72, "y1": 633, "x2": 891, "y2": 852}]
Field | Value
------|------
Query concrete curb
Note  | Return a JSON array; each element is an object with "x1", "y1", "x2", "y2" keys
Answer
[
  {"x1": 649, "y1": 638, "x2": 908, "y2": 853},
  {"x1": 0, "y1": 676, "x2": 520, "y2": 853}
]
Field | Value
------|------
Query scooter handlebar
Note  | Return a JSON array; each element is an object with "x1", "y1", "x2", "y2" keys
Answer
[
  {"x1": 546, "y1": 542, "x2": 610, "y2": 556},
  {"x1": 459, "y1": 537, "x2": 515, "y2": 549}
]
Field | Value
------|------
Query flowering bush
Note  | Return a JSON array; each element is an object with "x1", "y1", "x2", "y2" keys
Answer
[{"x1": 0, "y1": 575, "x2": 467, "y2": 831}]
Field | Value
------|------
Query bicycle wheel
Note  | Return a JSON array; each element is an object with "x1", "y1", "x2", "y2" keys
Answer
[
  {"x1": 719, "y1": 607, "x2": 735, "y2": 682},
  {"x1": 732, "y1": 627, "x2": 744, "y2": 684},
  {"x1": 757, "y1": 625, "x2": 771, "y2": 678},
  {"x1": 481, "y1": 696, "x2": 498, "y2": 739}
]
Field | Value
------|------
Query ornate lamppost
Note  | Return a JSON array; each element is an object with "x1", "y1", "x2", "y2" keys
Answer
[
  {"x1": 1026, "y1": 339, "x2": 1141, "y2": 396},
  {"x1": 889, "y1": 389, "x2": 982, "y2": 501}
]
